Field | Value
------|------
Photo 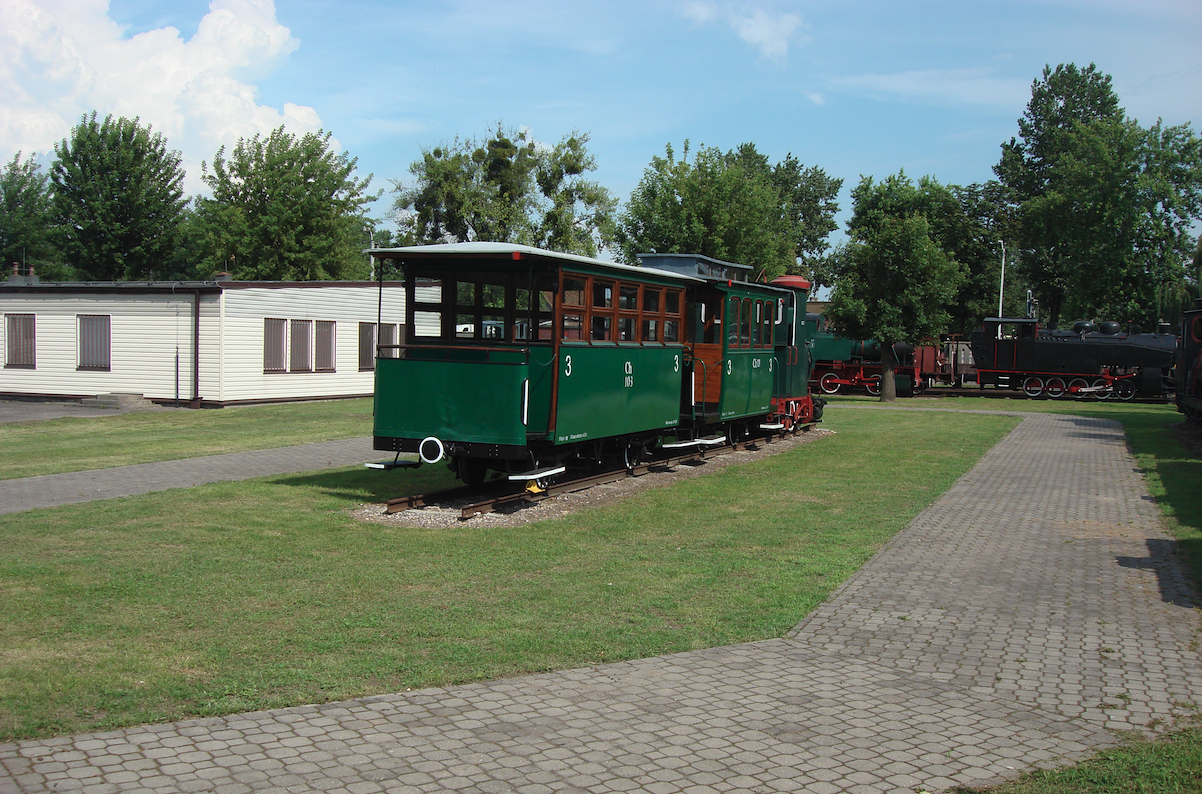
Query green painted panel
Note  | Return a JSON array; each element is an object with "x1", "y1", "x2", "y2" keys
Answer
[
  {"x1": 554, "y1": 345, "x2": 683, "y2": 444},
  {"x1": 374, "y1": 357, "x2": 529, "y2": 446},
  {"x1": 719, "y1": 350, "x2": 774, "y2": 419}
]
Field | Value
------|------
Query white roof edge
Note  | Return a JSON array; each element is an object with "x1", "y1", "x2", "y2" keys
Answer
[{"x1": 366, "y1": 242, "x2": 706, "y2": 283}]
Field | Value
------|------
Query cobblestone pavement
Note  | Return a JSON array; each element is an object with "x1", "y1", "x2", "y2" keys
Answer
[
  {"x1": 0, "y1": 438, "x2": 378, "y2": 515},
  {"x1": 2, "y1": 411, "x2": 1200, "y2": 793}
]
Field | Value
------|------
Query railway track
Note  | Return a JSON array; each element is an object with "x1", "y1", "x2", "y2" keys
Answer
[{"x1": 383, "y1": 424, "x2": 819, "y2": 520}]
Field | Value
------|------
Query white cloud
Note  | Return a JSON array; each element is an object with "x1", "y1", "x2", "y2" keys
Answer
[
  {"x1": 834, "y1": 68, "x2": 1031, "y2": 109},
  {"x1": 680, "y1": 2, "x2": 806, "y2": 61},
  {"x1": 0, "y1": 0, "x2": 324, "y2": 192}
]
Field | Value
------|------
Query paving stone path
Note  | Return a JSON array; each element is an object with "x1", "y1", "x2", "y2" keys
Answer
[
  {"x1": 0, "y1": 438, "x2": 378, "y2": 515},
  {"x1": 2, "y1": 410, "x2": 1200, "y2": 793}
]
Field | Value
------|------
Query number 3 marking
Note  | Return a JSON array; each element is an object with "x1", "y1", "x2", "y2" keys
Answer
[
  {"x1": 564, "y1": 354, "x2": 572, "y2": 377},
  {"x1": 674, "y1": 354, "x2": 680, "y2": 372},
  {"x1": 726, "y1": 359, "x2": 732, "y2": 375}
]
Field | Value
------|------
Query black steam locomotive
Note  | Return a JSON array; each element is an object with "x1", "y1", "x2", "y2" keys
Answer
[{"x1": 970, "y1": 317, "x2": 1177, "y2": 400}]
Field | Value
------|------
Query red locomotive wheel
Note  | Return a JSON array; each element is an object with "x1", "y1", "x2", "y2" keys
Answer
[
  {"x1": 819, "y1": 372, "x2": 842, "y2": 394},
  {"x1": 864, "y1": 375, "x2": 881, "y2": 396},
  {"x1": 1044, "y1": 377, "x2": 1066, "y2": 398},
  {"x1": 1022, "y1": 376, "x2": 1045, "y2": 398},
  {"x1": 1068, "y1": 377, "x2": 1089, "y2": 398}
]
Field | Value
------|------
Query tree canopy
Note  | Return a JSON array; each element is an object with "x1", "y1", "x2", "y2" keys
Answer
[
  {"x1": 995, "y1": 62, "x2": 1202, "y2": 329},
  {"x1": 391, "y1": 125, "x2": 617, "y2": 258},
  {"x1": 0, "y1": 152, "x2": 63, "y2": 278},
  {"x1": 194, "y1": 127, "x2": 378, "y2": 281},
  {"x1": 826, "y1": 173, "x2": 965, "y2": 400},
  {"x1": 50, "y1": 113, "x2": 186, "y2": 281},
  {"x1": 616, "y1": 141, "x2": 841, "y2": 283}
]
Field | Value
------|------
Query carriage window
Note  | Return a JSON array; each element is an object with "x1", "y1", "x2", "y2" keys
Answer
[
  {"x1": 562, "y1": 314, "x2": 584, "y2": 340},
  {"x1": 741, "y1": 299, "x2": 752, "y2": 347},
  {"x1": 514, "y1": 288, "x2": 532, "y2": 340},
  {"x1": 618, "y1": 317, "x2": 636, "y2": 341},
  {"x1": 641, "y1": 319, "x2": 659, "y2": 343},
  {"x1": 643, "y1": 288, "x2": 661, "y2": 313},
  {"x1": 1192, "y1": 316, "x2": 1201, "y2": 343},
  {"x1": 482, "y1": 316, "x2": 505, "y2": 339},
  {"x1": 593, "y1": 282, "x2": 613, "y2": 309},
  {"x1": 591, "y1": 315, "x2": 612, "y2": 341},
  {"x1": 457, "y1": 281, "x2": 475, "y2": 306},
  {"x1": 664, "y1": 319, "x2": 680, "y2": 343},
  {"x1": 619, "y1": 285, "x2": 638, "y2": 310},
  {"x1": 483, "y1": 283, "x2": 505, "y2": 309},
  {"x1": 762, "y1": 304, "x2": 773, "y2": 347},
  {"x1": 728, "y1": 298, "x2": 741, "y2": 347},
  {"x1": 752, "y1": 301, "x2": 762, "y2": 347},
  {"x1": 456, "y1": 314, "x2": 474, "y2": 338},
  {"x1": 562, "y1": 277, "x2": 586, "y2": 307}
]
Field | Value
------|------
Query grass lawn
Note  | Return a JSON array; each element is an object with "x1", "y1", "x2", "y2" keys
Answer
[
  {"x1": 0, "y1": 398, "x2": 374, "y2": 480},
  {"x1": 0, "y1": 407, "x2": 1018, "y2": 741}
]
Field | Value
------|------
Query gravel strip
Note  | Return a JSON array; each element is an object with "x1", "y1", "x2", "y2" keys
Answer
[{"x1": 352, "y1": 427, "x2": 835, "y2": 528}]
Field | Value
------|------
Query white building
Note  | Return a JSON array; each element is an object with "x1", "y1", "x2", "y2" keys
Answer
[{"x1": 1, "y1": 273, "x2": 405, "y2": 407}]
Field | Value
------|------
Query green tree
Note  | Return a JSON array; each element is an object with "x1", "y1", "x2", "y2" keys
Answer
[
  {"x1": 945, "y1": 181, "x2": 1021, "y2": 336},
  {"x1": 50, "y1": 113, "x2": 186, "y2": 281},
  {"x1": 995, "y1": 62, "x2": 1202, "y2": 330},
  {"x1": 196, "y1": 127, "x2": 378, "y2": 281},
  {"x1": 392, "y1": 125, "x2": 617, "y2": 258},
  {"x1": 616, "y1": 141, "x2": 840, "y2": 283},
  {"x1": 825, "y1": 173, "x2": 965, "y2": 401},
  {"x1": 0, "y1": 152, "x2": 69, "y2": 279}
]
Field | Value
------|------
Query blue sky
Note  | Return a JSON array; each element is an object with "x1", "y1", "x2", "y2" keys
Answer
[{"x1": 3, "y1": 0, "x2": 1200, "y2": 248}]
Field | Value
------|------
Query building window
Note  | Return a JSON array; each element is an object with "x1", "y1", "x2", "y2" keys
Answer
[
  {"x1": 264, "y1": 318, "x2": 287, "y2": 372},
  {"x1": 359, "y1": 322, "x2": 376, "y2": 371},
  {"x1": 78, "y1": 315, "x2": 111, "y2": 371},
  {"x1": 4, "y1": 314, "x2": 35, "y2": 368},
  {"x1": 315, "y1": 321, "x2": 336, "y2": 372},
  {"x1": 290, "y1": 319, "x2": 312, "y2": 372}
]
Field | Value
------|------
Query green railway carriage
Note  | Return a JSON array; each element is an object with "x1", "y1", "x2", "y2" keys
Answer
[
  {"x1": 368, "y1": 243, "x2": 698, "y2": 483},
  {"x1": 367, "y1": 244, "x2": 823, "y2": 485}
]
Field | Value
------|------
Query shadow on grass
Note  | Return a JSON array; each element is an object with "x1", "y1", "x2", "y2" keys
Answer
[{"x1": 270, "y1": 465, "x2": 457, "y2": 503}]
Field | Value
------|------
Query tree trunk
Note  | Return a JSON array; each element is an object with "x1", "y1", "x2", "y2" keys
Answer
[{"x1": 880, "y1": 338, "x2": 897, "y2": 402}]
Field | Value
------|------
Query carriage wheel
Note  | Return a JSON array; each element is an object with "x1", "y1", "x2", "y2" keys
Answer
[
  {"x1": 819, "y1": 373, "x2": 842, "y2": 394},
  {"x1": 1093, "y1": 378, "x2": 1112, "y2": 400},
  {"x1": 458, "y1": 458, "x2": 487, "y2": 487},
  {"x1": 1022, "y1": 376, "x2": 1045, "y2": 398},
  {"x1": 864, "y1": 375, "x2": 882, "y2": 396},
  {"x1": 1068, "y1": 377, "x2": 1089, "y2": 399},
  {"x1": 1044, "y1": 377, "x2": 1067, "y2": 398}
]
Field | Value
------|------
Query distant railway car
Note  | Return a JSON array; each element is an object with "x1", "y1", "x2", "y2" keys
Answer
[
  {"x1": 1177, "y1": 299, "x2": 1202, "y2": 422},
  {"x1": 366, "y1": 243, "x2": 822, "y2": 485},
  {"x1": 805, "y1": 314, "x2": 930, "y2": 397},
  {"x1": 970, "y1": 317, "x2": 1177, "y2": 399}
]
